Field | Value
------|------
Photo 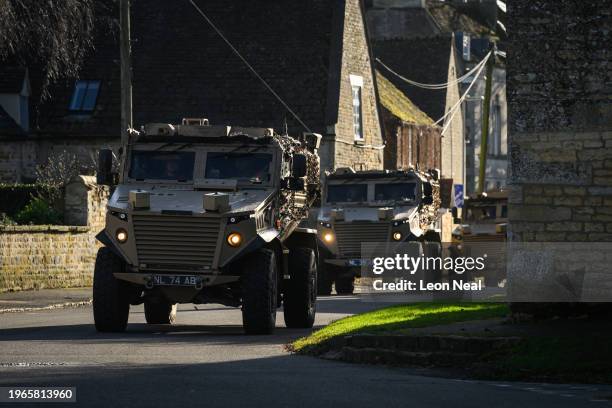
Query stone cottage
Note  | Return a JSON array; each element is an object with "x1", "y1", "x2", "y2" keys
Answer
[
  {"x1": 0, "y1": 0, "x2": 384, "y2": 182},
  {"x1": 366, "y1": 0, "x2": 465, "y2": 189},
  {"x1": 376, "y1": 70, "x2": 441, "y2": 171}
]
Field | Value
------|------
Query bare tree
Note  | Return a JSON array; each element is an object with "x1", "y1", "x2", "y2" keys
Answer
[{"x1": 0, "y1": 0, "x2": 115, "y2": 100}]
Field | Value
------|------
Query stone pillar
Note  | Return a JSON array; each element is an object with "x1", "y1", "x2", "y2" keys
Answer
[{"x1": 64, "y1": 175, "x2": 110, "y2": 230}]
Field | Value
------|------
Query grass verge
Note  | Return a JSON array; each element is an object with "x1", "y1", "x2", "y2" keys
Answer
[{"x1": 290, "y1": 302, "x2": 509, "y2": 354}]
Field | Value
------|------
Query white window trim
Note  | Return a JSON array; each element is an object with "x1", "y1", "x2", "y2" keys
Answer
[
  {"x1": 350, "y1": 74, "x2": 364, "y2": 142},
  {"x1": 349, "y1": 74, "x2": 363, "y2": 87}
]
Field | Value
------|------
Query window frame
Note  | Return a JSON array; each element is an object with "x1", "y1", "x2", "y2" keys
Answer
[
  {"x1": 350, "y1": 74, "x2": 364, "y2": 142},
  {"x1": 68, "y1": 80, "x2": 101, "y2": 113}
]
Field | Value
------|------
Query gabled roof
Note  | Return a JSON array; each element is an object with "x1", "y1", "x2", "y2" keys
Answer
[
  {"x1": 0, "y1": 67, "x2": 27, "y2": 94},
  {"x1": 36, "y1": 0, "x2": 342, "y2": 138},
  {"x1": 375, "y1": 70, "x2": 434, "y2": 126},
  {"x1": 366, "y1": 7, "x2": 441, "y2": 40},
  {"x1": 0, "y1": 105, "x2": 24, "y2": 135},
  {"x1": 373, "y1": 36, "x2": 454, "y2": 121},
  {"x1": 426, "y1": 2, "x2": 489, "y2": 36}
]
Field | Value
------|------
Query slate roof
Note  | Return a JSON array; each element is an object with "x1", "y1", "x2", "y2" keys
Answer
[
  {"x1": 373, "y1": 36, "x2": 453, "y2": 121},
  {"x1": 35, "y1": 0, "x2": 340, "y2": 138},
  {"x1": 0, "y1": 105, "x2": 24, "y2": 136},
  {"x1": 375, "y1": 70, "x2": 434, "y2": 126},
  {"x1": 366, "y1": 7, "x2": 440, "y2": 40},
  {"x1": 0, "y1": 67, "x2": 26, "y2": 94}
]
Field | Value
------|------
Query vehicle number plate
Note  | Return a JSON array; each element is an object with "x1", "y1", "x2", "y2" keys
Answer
[{"x1": 152, "y1": 275, "x2": 201, "y2": 286}]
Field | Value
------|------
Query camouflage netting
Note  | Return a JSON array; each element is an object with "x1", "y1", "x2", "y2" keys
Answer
[
  {"x1": 275, "y1": 134, "x2": 320, "y2": 231},
  {"x1": 418, "y1": 171, "x2": 441, "y2": 230}
]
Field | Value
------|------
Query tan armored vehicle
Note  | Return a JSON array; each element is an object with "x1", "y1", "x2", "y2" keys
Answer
[
  {"x1": 317, "y1": 168, "x2": 441, "y2": 295},
  {"x1": 94, "y1": 120, "x2": 321, "y2": 334}
]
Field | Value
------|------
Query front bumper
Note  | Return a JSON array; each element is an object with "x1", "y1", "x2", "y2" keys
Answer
[{"x1": 114, "y1": 272, "x2": 240, "y2": 288}]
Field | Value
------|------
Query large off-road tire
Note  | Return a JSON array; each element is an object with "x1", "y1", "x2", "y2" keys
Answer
[
  {"x1": 93, "y1": 247, "x2": 131, "y2": 332},
  {"x1": 284, "y1": 247, "x2": 317, "y2": 328},
  {"x1": 241, "y1": 248, "x2": 277, "y2": 335},
  {"x1": 144, "y1": 299, "x2": 177, "y2": 324},
  {"x1": 335, "y1": 275, "x2": 355, "y2": 295},
  {"x1": 317, "y1": 258, "x2": 333, "y2": 296}
]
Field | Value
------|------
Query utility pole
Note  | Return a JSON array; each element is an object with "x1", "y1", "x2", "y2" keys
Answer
[
  {"x1": 120, "y1": 0, "x2": 133, "y2": 146},
  {"x1": 477, "y1": 46, "x2": 495, "y2": 195}
]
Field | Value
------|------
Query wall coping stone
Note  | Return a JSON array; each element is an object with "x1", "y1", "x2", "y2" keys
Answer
[{"x1": 0, "y1": 225, "x2": 90, "y2": 234}]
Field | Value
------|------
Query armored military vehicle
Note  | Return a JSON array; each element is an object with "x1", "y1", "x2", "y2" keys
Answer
[
  {"x1": 94, "y1": 119, "x2": 321, "y2": 334},
  {"x1": 316, "y1": 168, "x2": 441, "y2": 295}
]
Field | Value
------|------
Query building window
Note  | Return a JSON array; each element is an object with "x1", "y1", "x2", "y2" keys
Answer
[
  {"x1": 488, "y1": 103, "x2": 502, "y2": 156},
  {"x1": 69, "y1": 80, "x2": 101, "y2": 112},
  {"x1": 350, "y1": 74, "x2": 364, "y2": 142},
  {"x1": 352, "y1": 85, "x2": 363, "y2": 141}
]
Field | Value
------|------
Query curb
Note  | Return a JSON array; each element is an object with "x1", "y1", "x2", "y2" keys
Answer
[
  {"x1": 318, "y1": 334, "x2": 522, "y2": 368},
  {"x1": 0, "y1": 299, "x2": 92, "y2": 314}
]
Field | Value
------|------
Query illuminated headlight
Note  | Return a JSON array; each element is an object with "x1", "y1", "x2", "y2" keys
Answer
[
  {"x1": 392, "y1": 232, "x2": 402, "y2": 241},
  {"x1": 323, "y1": 232, "x2": 334, "y2": 243},
  {"x1": 227, "y1": 232, "x2": 243, "y2": 247},
  {"x1": 116, "y1": 228, "x2": 128, "y2": 243}
]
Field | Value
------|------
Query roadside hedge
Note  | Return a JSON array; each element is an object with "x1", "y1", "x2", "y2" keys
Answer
[{"x1": 0, "y1": 184, "x2": 61, "y2": 218}]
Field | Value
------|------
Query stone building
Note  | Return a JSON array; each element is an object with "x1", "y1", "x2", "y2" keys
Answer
[
  {"x1": 508, "y1": 1, "x2": 612, "y2": 302},
  {"x1": 0, "y1": 0, "x2": 384, "y2": 182},
  {"x1": 366, "y1": 0, "x2": 465, "y2": 189},
  {"x1": 508, "y1": 1, "x2": 612, "y2": 244},
  {"x1": 459, "y1": 38, "x2": 508, "y2": 195},
  {"x1": 376, "y1": 70, "x2": 441, "y2": 171}
]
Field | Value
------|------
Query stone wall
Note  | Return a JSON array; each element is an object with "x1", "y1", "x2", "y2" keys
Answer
[
  {"x1": 321, "y1": 0, "x2": 384, "y2": 173},
  {"x1": 440, "y1": 39, "x2": 465, "y2": 186},
  {"x1": 0, "y1": 226, "x2": 97, "y2": 292},
  {"x1": 0, "y1": 136, "x2": 118, "y2": 183},
  {"x1": 0, "y1": 176, "x2": 109, "y2": 292},
  {"x1": 508, "y1": 1, "x2": 612, "y2": 243}
]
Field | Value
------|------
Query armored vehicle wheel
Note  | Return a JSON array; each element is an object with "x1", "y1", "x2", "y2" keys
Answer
[
  {"x1": 335, "y1": 276, "x2": 354, "y2": 295},
  {"x1": 144, "y1": 299, "x2": 177, "y2": 324},
  {"x1": 241, "y1": 248, "x2": 277, "y2": 335},
  {"x1": 317, "y1": 259, "x2": 333, "y2": 296},
  {"x1": 93, "y1": 247, "x2": 131, "y2": 332},
  {"x1": 283, "y1": 247, "x2": 317, "y2": 328}
]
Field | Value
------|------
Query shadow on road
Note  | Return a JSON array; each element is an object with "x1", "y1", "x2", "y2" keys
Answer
[
  {"x1": 0, "y1": 354, "x2": 597, "y2": 408},
  {"x1": 0, "y1": 322, "x2": 315, "y2": 346}
]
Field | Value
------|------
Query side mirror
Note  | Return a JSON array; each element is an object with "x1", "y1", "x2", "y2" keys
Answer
[
  {"x1": 292, "y1": 154, "x2": 307, "y2": 178},
  {"x1": 283, "y1": 177, "x2": 305, "y2": 191},
  {"x1": 97, "y1": 149, "x2": 114, "y2": 185}
]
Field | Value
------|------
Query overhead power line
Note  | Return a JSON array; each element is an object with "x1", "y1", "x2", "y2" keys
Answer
[
  {"x1": 186, "y1": 0, "x2": 312, "y2": 133},
  {"x1": 438, "y1": 52, "x2": 491, "y2": 136},
  {"x1": 376, "y1": 53, "x2": 490, "y2": 90}
]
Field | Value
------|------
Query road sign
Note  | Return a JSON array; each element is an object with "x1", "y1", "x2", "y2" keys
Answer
[{"x1": 454, "y1": 184, "x2": 464, "y2": 208}]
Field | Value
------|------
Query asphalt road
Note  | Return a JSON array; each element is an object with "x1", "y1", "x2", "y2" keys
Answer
[{"x1": 0, "y1": 296, "x2": 610, "y2": 408}]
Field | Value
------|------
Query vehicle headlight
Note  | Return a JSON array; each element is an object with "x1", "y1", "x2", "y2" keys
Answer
[
  {"x1": 116, "y1": 228, "x2": 128, "y2": 243},
  {"x1": 227, "y1": 232, "x2": 243, "y2": 247},
  {"x1": 392, "y1": 231, "x2": 402, "y2": 241},
  {"x1": 323, "y1": 231, "x2": 334, "y2": 243}
]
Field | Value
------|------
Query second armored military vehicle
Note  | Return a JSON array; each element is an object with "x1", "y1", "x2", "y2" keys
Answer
[
  {"x1": 316, "y1": 168, "x2": 441, "y2": 295},
  {"x1": 94, "y1": 120, "x2": 321, "y2": 334}
]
